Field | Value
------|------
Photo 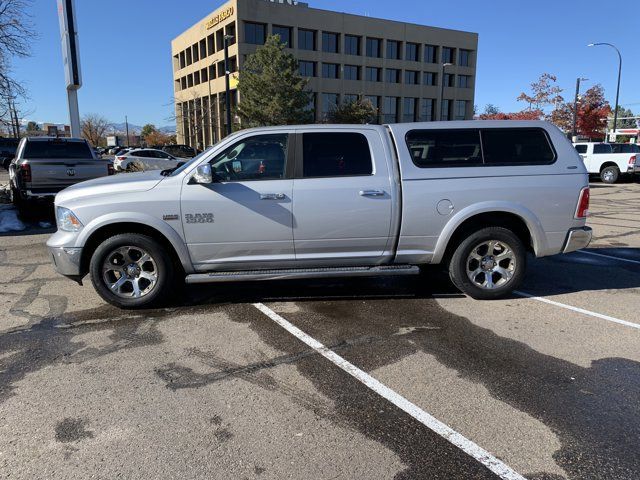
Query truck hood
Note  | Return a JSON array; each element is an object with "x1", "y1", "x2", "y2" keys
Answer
[{"x1": 55, "y1": 171, "x2": 165, "y2": 204}]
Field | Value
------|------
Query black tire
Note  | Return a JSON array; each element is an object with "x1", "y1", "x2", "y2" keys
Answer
[
  {"x1": 448, "y1": 227, "x2": 526, "y2": 300},
  {"x1": 89, "y1": 233, "x2": 175, "y2": 309},
  {"x1": 600, "y1": 166, "x2": 619, "y2": 184},
  {"x1": 9, "y1": 184, "x2": 27, "y2": 213}
]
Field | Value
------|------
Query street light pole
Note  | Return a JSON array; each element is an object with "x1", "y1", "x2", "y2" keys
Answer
[
  {"x1": 125, "y1": 115, "x2": 130, "y2": 147},
  {"x1": 439, "y1": 62, "x2": 452, "y2": 121},
  {"x1": 572, "y1": 77, "x2": 587, "y2": 141},
  {"x1": 588, "y1": 42, "x2": 622, "y2": 140},
  {"x1": 223, "y1": 34, "x2": 234, "y2": 137}
]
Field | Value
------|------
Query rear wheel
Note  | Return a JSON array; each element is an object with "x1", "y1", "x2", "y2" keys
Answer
[
  {"x1": 448, "y1": 227, "x2": 526, "y2": 300},
  {"x1": 89, "y1": 233, "x2": 175, "y2": 308},
  {"x1": 600, "y1": 166, "x2": 619, "y2": 184},
  {"x1": 9, "y1": 184, "x2": 27, "y2": 214}
]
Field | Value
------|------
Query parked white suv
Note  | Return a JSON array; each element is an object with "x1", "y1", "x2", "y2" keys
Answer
[{"x1": 573, "y1": 142, "x2": 640, "y2": 183}]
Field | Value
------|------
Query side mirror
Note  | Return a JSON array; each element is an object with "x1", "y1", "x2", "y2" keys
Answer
[{"x1": 192, "y1": 164, "x2": 213, "y2": 184}]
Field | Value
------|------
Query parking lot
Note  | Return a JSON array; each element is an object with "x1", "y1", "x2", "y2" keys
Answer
[{"x1": 0, "y1": 171, "x2": 639, "y2": 479}]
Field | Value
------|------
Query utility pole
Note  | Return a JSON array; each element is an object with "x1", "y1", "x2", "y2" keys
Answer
[
  {"x1": 588, "y1": 42, "x2": 622, "y2": 141},
  {"x1": 572, "y1": 77, "x2": 587, "y2": 141},
  {"x1": 439, "y1": 63, "x2": 452, "y2": 121},
  {"x1": 125, "y1": 115, "x2": 130, "y2": 147},
  {"x1": 223, "y1": 34, "x2": 234, "y2": 136}
]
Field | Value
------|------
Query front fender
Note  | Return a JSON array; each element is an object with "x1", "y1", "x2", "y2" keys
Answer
[
  {"x1": 75, "y1": 212, "x2": 194, "y2": 274},
  {"x1": 431, "y1": 201, "x2": 547, "y2": 264}
]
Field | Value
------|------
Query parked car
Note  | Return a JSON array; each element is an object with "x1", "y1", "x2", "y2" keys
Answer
[
  {"x1": 573, "y1": 142, "x2": 639, "y2": 183},
  {"x1": 610, "y1": 143, "x2": 640, "y2": 154},
  {"x1": 113, "y1": 148, "x2": 180, "y2": 172},
  {"x1": 47, "y1": 121, "x2": 592, "y2": 308},
  {"x1": 9, "y1": 137, "x2": 114, "y2": 212},
  {"x1": 162, "y1": 144, "x2": 198, "y2": 159},
  {"x1": 0, "y1": 137, "x2": 19, "y2": 170}
]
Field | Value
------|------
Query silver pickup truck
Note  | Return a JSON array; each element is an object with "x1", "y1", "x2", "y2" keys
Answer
[
  {"x1": 9, "y1": 137, "x2": 113, "y2": 210},
  {"x1": 47, "y1": 121, "x2": 592, "y2": 308}
]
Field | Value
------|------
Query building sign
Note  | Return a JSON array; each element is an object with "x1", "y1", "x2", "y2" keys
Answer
[{"x1": 205, "y1": 7, "x2": 234, "y2": 30}]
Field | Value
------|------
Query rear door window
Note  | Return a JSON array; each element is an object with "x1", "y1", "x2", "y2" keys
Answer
[
  {"x1": 406, "y1": 129, "x2": 482, "y2": 168},
  {"x1": 23, "y1": 141, "x2": 92, "y2": 159},
  {"x1": 481, "y1": 128, "x2": 556, "y2": 165},
  {"x1": 574, "y1": 145, "x2": 587, "y2": 154},
  {"x1": 302, "y1": 132, "x2": 373, "y2": 177}
]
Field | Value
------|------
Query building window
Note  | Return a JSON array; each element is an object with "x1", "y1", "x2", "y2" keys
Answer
[
  {"x1": 366, "y1": 37, "x2": 381, "y2": 58},
  {"x1": 187, "y1": 74, "x2": 193, "y2": 88},
  {"x1": 207, "y1": 34, "x2": 214, "y2": 56},
  {"x1": 343, "y1": 94, "x2": 358, "y2": 103},
  {"x1": 208, "y1": 64, "x2": 216, "y2": 79},
  {"x1": 424, "y1": 44, "x2": 438, "y2": 63},
  {"x1": 444, "y1": 73, "x2": 455, "y2": 87},
  {"x1": 365, "y1": 95, "x2": 380, "y2": 122},
  {"x1": 386, "y1": 40, "x2": 401, "y2": 60},
  {"x1": 322, "y1": 63, "x2": 339, "y2": 79},
  {"x1": 459, "y1": 49, "x2": 472, "y2": 67},
  {"x1": 272, "y1": 25, "x2": 292, "y2": 47},
  {"x1": 403, "y1": 98, "x2": 417, "y2": 122},
  {"x1": 385, "y1": 68, "x2": 400, "y2": 83},
  {"x1": 194, "y1": 70, "x2": 200, "y2": 85},
  {"x1": 344, "y1": 34, "x2": 360, "y2": 55},
  {"x1": 421, "y1": 99, "x2": 435, "y2": 121},
  {"x1": 199, "y1": 39, "x2": 207, "y2": 59},
  {"x1": 180, "y1": 77, "x2": 187, "y2": 90},
  {"x1": 192, "y1": 43, "x2": 199, "y2": 62},
  {"x1": 299, "y1": 61, "x2": 316, "y2": 77},
  {"x1": 423, "y1": 72, "x2": 437, "y2": 86},
  {"x1": 201, "y1": 67, "x2": 208, "y2": 82},
  {"x1": 216, "y1": 29, "x2": 224, "y2": 51},
  {"x1": 405, "y1": 42, "x2": 419, "y2": 62},
  {"x1": 225, "y1": 23, "x2": 236, "y2": 45},
  {"x1": 365, "y1": 66, "x2": 381, "y2": 82},
  {"x1": 322, "y1": 32, "x2": 339, "y2": 53},
  {"x1": 298, "y1": 29, "x2": 316, "y2": 50},
  {"x1": 442, "y1": 46, "x2": 456, "y2": 64},
  {"x1": 455, "y1": 100, "x2": 467, "y2": 120},
  {"x1": 383, "y1": 97, "x2": 399, "y2": 123},
  {"x1": 343, "y1": 65, "x2": 360, "y2": 80},
  {"x1": 245, "y1": 22, "x2": 266, "y2": 45},
  {"x1": 404, "y1": 70, "x2": 419, "y2": 85},
  {"x1": 441, "y1": 99, "x2": 452, "y2": 120},
  {"x1": 179, "y1": 51, "x2": 186, "y2": 69},
  {"x1": 457, "y1": 75, "x2": 472, "y2": 88},
  {"x1": 321, "y1": 93, "x2": 339, "y2": 117},
  {"x1": 186, "y1": 48, "x2": 192, "y2": 66}
]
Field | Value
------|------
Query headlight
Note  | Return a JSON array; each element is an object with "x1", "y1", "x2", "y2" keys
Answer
[{"x1": 56, "y1": 207, "x2": 83, "y2": 232}]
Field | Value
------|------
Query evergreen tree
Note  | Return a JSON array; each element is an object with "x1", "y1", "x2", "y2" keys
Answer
[{"x1": 326, "y1": 96, "x2": 378, "y2": 124}]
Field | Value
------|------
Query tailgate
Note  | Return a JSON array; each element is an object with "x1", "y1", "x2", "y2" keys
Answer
[{"x1": 28, "y1": 159, "x2": 110, "y2": 193}]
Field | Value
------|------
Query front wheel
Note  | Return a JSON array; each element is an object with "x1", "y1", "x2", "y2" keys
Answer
[
  {"x1": 448, "y1": 227, "x2": 526, "y2": 300},
  {"x1": 89, "y1": 233, "x2": 175, "y2": 308},
  {"x1": 600, "y1": 166, "x2": 619, "y2": 184}
]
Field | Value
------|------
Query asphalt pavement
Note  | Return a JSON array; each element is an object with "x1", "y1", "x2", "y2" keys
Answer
[{"x1": 1, "y1": 171, "x2": 639, "y2": 479}]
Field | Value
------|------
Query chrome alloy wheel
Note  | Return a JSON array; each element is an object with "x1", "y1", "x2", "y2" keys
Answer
[
  {"x1": 466, "y1": 240, "x2": 516, "y2": 290},
  {"x1": 602, "y1": 169, "x2": 615, "y2": 183},
  {"x1": 102, "y1": 246, "x2": 158, "y2": 299}
]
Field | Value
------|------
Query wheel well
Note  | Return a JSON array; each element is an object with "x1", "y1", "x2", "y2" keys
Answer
[
  {"x1": 600, "y1": 162, "x2": 619, "y2": 172},
  {"x1": 80, "y1": 223, "x2": 184, "y2": 277},
  {"x1": 443, "y1": 212, "x2": 534, "y2": 261}
]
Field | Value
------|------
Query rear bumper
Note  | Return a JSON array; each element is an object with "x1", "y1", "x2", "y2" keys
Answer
[{"x1": 562, "y1": 227, "x2": 593, "y2": 254}]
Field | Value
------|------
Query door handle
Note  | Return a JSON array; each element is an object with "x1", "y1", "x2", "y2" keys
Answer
[
  {"x1": 359, "y1": 189, "x2": 385, "y2": 197},
  {"x1": 260, "y1": 193, "x2": 286, "y2": 200}
]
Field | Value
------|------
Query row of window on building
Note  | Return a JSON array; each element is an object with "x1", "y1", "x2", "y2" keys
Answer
[
  {"x1": 299, "y1": 62, "x2": 472, "y2": 88},
  {"x1": 174, "y1": 22, "x2": 237, "y2": 71},
  {"x1": 317, "y1": 94, "x2": 468, "y2": 123},
  {"x1": 175, "y1": 56, "x2": 238, "y2": 91},
  {"x1": 246, "y1": 22, "x2": 473, "y2": 66}
]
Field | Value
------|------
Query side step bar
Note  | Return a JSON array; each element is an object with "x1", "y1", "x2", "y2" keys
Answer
[{"x1": 185, "y1": 265, "x2": 420, "y2": 284}]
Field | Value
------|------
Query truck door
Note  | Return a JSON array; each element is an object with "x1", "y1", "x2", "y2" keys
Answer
[
  {"x1": 180, "y1": 133, "x2": 295, "y2": 268},
  {"x1": 292, "y1": 130, "x2": 393, "y2": 264}
]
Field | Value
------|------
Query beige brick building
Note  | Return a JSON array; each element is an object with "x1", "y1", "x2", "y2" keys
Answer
[{"x1": 171, "y1": 0, "x2": 478, "y2": 147}]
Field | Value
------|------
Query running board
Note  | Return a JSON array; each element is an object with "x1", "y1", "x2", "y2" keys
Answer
[{"x1": 185, "y1": 265, "x2": 420, "y2": 284}]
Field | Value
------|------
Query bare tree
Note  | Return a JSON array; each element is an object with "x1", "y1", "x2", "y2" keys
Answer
[
  {"x1": 81, "y1": 113, "x2": 110, "y2": 146},
  {"x1": 168, "y1": 91, "x2": 218, "y2": 148}
]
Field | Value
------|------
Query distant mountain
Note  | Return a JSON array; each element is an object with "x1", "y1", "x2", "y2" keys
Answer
[
  {"x1": 158, "y1": 125, "x2": 176, "y2": 134},
  {"x1": 108, "y1": 123, "x2": 176, "y2": 135}
]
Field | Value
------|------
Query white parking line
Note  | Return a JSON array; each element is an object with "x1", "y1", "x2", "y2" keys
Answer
[
  {"x1": 252, "y1": 302, "x2": 526, "y2": 480},
  {"x1": 577, "y1": 249, "x2": 640, "y2": 266},
  {"x1": 514, "y1": 291, "x2": 640, "y2": 331}
]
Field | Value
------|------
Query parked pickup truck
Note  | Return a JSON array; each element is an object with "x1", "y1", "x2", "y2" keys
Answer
[
  {"x1": 573, "y1": 142, "x2": 640, "y2": 183},
  {"x1": 9, "y1": 137, "x2": 114, "y2": 211},
  {"x1": 47, "y1": 121, "x2": 592, "y2": 308}
]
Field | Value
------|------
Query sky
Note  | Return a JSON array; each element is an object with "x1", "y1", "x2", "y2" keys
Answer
[{"x1": 11, "y1": 0, "x2": 640, "y2": 127}]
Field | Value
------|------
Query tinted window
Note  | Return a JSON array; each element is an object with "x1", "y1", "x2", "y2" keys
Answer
[
  {"x1": 482, "y1": 129, "x2": 555, "y2": 165},
  {"x1": 366, "y1": 38, "x2": 381, "y2": 57},
  {"x1": 209, "y1": 134, "x2": 288, "y2": 181},
  {"x1": 322, "y1": 63, "x2": 339, "y2": 79},
  {"x1": 344, "y1": 65, "x2": 359, "y2": 80},
  {"x1": 611, "y1": 143, "x2": 640, "y2": 153},
  {"x1": 298, "y1": 29, "x2": 315, "y2": 50},
  {"x1": 322, "y1": 32, "x2": 339, "y2": 53},
  {"x1": 302, "y1": 133, "x2": 372, "y2": 177},
  {"x1": 574, "y1": 145, "x2": 587, "y2": 154},
  {"x1": 299, "y1": 61, "x2": 315, "y2": 77},
  {"x1": 23, "y1": 141, "x2": 92, "y2": 159},
  {"x1": 593, "y1": 143, "x2": 612, "y2": 154},
  {"x1": 424, "y1": 45, "x2": 437, "y2": 63},
  {"x1": 344, "y1": 35, "x2": 360, "y2": 55},
  {"x1": 272, "y1": 25, "x2": 291, "y2": 47},
  {"x1": 245, "y1": 22, "x2": 265, "y2": 45},
  {"x1": 406, "y1": 129, "x2": 482, "y2": 168}
]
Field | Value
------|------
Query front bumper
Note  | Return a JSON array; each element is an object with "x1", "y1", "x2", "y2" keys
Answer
[
  {"x1": 48, "y1": 245, "x2": 83, "y2": 277},
  {"x1": 562, "y1": 226, "x2": 593, "y2": 254}
]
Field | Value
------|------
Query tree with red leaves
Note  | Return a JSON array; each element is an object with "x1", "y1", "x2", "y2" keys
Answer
[
  {"x1": 576, "y1": 85, "x2": 611, "y2": 139},
  {"x1": 478, "y1": 109, "x2": 543, "y2": 120}
]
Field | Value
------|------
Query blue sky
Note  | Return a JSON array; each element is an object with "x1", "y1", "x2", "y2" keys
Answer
[{"x1": 11, "y1": 0, "x2": 640, "y2": 126}]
